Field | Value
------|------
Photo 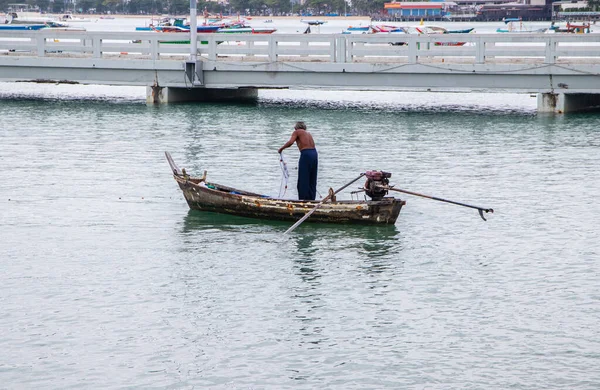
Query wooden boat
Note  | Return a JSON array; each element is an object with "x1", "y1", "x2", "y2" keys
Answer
[
  {"x1": 301, "y1": 19, "x2": 327, "y2": 26},
  {"x1": 497, "y1": 18, "x2": 547, "y2": 33},
  {"x1": 550, "y1": 22, "x2": 591, "y2": 34},
  {"x1": 216, "y1": 26, "x2": 277, "y2": 34},
  {"x1": 3, "y1": 11, "x2": 54, "y2": 25},
  {"x1": 409, "y1": 25, "x2": 474, "y2": 46},
  {"x1": 136, "y1": 18, "x2": 221, "y2": 33},
  {"x1": 59, "y1": 13, "x2": 91, "y2": 23},
  {"x1": 166, "y1": 152, "x2": 405, "y2": 225},
  {"x1": 0, "y1": 20, "x2": 82, "y2": 31},
  {"x1": 342, "y1": 25, "x2": 372, "y2": 34}
]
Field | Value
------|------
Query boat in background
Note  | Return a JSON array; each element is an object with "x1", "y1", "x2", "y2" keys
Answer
[
  {"x1": 136, "y1": 17, "x2": 249, "y2": 33},
  {"x1": 406, "y1": 25, "x2": 474, "y2": 46},
  {"x1": 3, "y1": 11, "x2": 55, "y2": 25},
  {"x1": 415, "y1": 25, "x2": 474, "y2": 34},
  {"x1": 0, "y1": 20, "x2": 83, "y2": 31},
  {"x1": 301, "y1": 20, "x2": 327, "y2": 26},
  {"x1": 341, "y1": 24, "x2": 409, "y2": 45},
  {"x1": 0, "y1": 23, "x2": 49, "y2": 30},
  {"x1": 59, "y1": 13, "x2": 92, "y2": 23},
  {"x1": 342, "y1": 25, "x2": 372, "y2": 34},
  {"x1": 549, "y1": 21, "x2": 591, "y2": 34},
  {"x1": 373, "y1": 25, "x2": 410, "y2": 45},
  {"x1": 217, "y1": 25, "x2": 277, "y2": 34},
  {"x1": 497, "y1": 18, "x2": 547, "y2": 33},
  {"x1": 139, "y1": 18, "x2": 221, "y2": 33}
]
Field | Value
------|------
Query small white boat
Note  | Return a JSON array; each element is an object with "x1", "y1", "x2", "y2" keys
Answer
[
  {"x1": 403, "y1": 25, "x2": 474, "y2": 46},
  {"x1": 3, "y1": 11, "x2": 55, "y2": 25},
  {"x1": 342, "y1": 25, "x2": 372, "y2": 34},
  {"x1": 549, "y1": 21, "x2": 591, "y2": 34},
  {"x1": 59, "y1": 13, "x2": 92, "y2": 22},
  {"x1": 217, "y1": 26, "x2": 277, "y2": 34},
  {"x1": 497, "y1": 18, "x2": 547, "y2": 33},
  {"x1": 301, "y1": 19, "x2": 327, "y2": 26}
]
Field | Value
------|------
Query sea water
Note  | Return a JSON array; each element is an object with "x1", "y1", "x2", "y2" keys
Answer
[{"x1": 1, "y1": 17, "x2": 600, "y2": 389}]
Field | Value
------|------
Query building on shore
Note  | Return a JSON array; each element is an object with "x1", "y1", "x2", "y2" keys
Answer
[
  {"x1": 383, "y1": 1, "x2": 446, "y2": 21},
  {"x1": 476, "y1": 0, "x2": 552, "y2": 21},
  {"x1": 382, "y1": 0, "x2": 556, "y2": 21}
]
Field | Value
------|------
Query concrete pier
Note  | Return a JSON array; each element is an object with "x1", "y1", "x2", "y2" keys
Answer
[
  {"x1": 3, "y1": 31, "x2": 600, "y2": 112},
  {"x1": 538, "y1": 93, "x2": 600, "y2": 114},
  {"x1": 146, "y1": 86, "x2": 259, "y2": 104}
]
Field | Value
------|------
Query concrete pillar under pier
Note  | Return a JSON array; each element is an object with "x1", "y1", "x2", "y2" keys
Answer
[
  {"x1": 537, "y1": 93, "x2": 600, "y2": 114},
  {"x1": 146, "y1": 86, "x2": 258, "y2": 104}
]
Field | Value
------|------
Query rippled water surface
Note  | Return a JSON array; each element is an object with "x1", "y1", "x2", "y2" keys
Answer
[{"x1": 1, "y1": 82, "x2": 599, "y2": 389}]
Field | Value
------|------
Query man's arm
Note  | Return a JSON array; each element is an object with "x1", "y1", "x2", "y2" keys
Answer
[{"x1": 278, "y1": 130, "x2": 298, "y2": 154}]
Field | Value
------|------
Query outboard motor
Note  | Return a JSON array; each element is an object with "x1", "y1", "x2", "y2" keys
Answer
[{"x1": 364, "y1": 170, "x2": 392, "y2": 200}]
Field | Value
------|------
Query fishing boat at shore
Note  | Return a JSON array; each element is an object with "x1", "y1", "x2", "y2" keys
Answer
[
  {"x1": 549, "y1": 21, "x2": 591, "y2": 34},
  {"x1": 301, "y1": 19, "x2": 327, "y2": 26},
  {"x1": 166, "y1": 152, "x2": 404, "y2": 225},
  {"x1": 137, "y1": 19, "x2": 221, "y2": 33},
  {"x1": 59, "y1": 13, "x2": 92, "y2": 22},
  {"x1": 497, "y1": 18, "x2": 547, "y2": 33},
  {"x1": 408, "y1": 25, "x2": 474, "y2": 46},
  {"x1": 216, "y1": 25, "x2": 276, "y2": 34},
  {"x1": 2, "y1": 11, "x2": 55, "y2": 25},
  {"x1": 0, "y1": 20, "x2": 81, "y2": 31},
  {"x1": 342, "y1": 25, "x2": 372, "y2": 34}
]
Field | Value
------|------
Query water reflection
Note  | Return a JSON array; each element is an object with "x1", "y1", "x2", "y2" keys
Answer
[
  {"x1": 289, "y1": 222, "x2": 401, "y2": 259},
  {"x1": 290, "y1": 256, "x2": 325, "y2": 350},
  {"x1": 181, "y1": 209, "x2": 278, "y2": 232}
]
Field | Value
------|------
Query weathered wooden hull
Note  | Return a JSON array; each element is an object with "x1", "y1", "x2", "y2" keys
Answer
[{"x1": 174, "y1": 175, "x2": 404, "y2": 225}]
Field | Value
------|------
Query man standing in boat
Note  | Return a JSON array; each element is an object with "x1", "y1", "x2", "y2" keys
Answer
[{"x1": 278, "y1": 122, "x2": 318, "y2": 201}]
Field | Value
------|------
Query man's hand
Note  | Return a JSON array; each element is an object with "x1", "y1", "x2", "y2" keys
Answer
[{"x1": 278, "y1": 147, "x2": 283, "y2": 154}]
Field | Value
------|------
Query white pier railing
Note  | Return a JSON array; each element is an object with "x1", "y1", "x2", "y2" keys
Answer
[
  {"x1": 1, "y1": 30, "x2": 600, "y2": 65},
  {"x1": 2, "y1": 29, "x2": 600, "y2": 111}
]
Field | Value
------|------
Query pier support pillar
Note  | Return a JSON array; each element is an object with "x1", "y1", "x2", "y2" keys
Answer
[
  {"x1": 537, "y1": 93, "x2": 600, "y2": 114},
  {"x1": 146, "y1": 86, "x2": 258, "y2": 104}
]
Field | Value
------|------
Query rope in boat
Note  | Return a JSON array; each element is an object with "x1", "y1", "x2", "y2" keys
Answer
[{"x1": 278, "y1": 152, "x2": 289, "y2": 198}]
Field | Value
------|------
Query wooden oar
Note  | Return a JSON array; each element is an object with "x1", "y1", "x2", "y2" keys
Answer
[
  {"x1": 388, "y1": 187, "x2": 494, "y2": 221},
  {"x1": 284, "y1": 173, "x2": 366, "y2": 235}
]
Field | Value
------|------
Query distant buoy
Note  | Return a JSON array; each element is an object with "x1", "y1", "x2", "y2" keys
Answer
[{"x1": 120, "y1": 52, "x2": 128, "y2": 55}]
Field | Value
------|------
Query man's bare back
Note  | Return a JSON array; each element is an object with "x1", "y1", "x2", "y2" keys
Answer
[
  {"x1": 278, "y1": 123, "x2": 316, "y2": 153},
  {"x1": 277, "y1": 121, "x2": 319, "y2": 200}
]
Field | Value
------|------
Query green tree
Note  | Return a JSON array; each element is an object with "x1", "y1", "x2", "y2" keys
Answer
[
  {"x1": 228, "y1": 0, "x2": 251, "y2": 14},
  {"x1": 101, "y1": 0, "x2": 121, "y2": 13},
  {"x1": 77, "y1": 0, "x2": 97, "y2": 12}
]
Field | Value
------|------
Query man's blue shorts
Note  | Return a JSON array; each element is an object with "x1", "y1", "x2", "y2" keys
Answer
[{"x1": 298, "y1": 148, "x2": 318, "y2": 201}]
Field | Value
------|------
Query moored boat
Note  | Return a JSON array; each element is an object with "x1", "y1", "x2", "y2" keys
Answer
[
  {"x1": 549, "y1": 21, "x2": 591, "y2": 34},
  {"x1": 408, "y1": 25, "x2": 474, "y2": 46},
  {"x1": 301, "y1": 19, "x2": 327, "y2": 26},
  {"x1": 136, "y1": 18, "x2": 221, "y2": 33},
  {"x1": 342, "y1": 25, "x2": 372, "y2": 34},
  {"x1": 216, "y1": 26, "x2": 277, "y2": 34},
  {"x1": 497, "y1": 18, "x2": 547, "y2": 33},
  {"x1": 166, "y1": 152, "x2": 405, "y2": 225},
  {"x1": 0, "y1": 20, "x2": 80, "y2": 31},
  {"x1": 3, "y1": 11, "x2": 55, "y2": 25},
  {"x1": 59, "y1": 13, "x2": 91, "y2": 22}
]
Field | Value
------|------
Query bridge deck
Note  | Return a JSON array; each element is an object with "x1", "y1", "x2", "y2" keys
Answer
[{"x1": 1, "y1": 31, "x2": 600, "y2": 95}]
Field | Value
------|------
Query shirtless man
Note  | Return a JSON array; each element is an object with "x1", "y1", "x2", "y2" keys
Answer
[{"x1": 278, "y1": 121, "x2": 318, "y2": 201}]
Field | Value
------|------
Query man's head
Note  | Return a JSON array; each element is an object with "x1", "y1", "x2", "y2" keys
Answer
[{"x1": 294, "y1": 121, "x2": 307, "y2": 130}]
